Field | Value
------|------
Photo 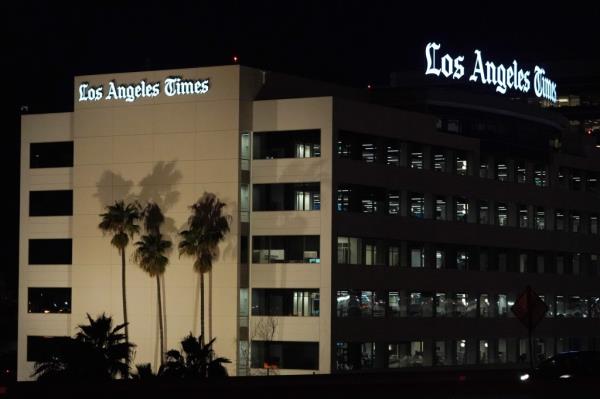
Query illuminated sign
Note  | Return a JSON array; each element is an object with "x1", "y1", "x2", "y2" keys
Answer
[
  {"x1": 78, "y1": 76, "x2": 210, "y2": 103},
  {"x1": 425, "y1": 42, "x2": 557, "y2": 103}
]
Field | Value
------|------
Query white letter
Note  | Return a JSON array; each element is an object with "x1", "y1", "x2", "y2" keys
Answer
[
  {"x1": 522, "y1": 71, "x2": 531, "y2": 92},
  {"x1": 441, "y1": 54, "x2": 453, "y2": 77},
  {"x1": 106, "y1": 81, "x2": 117, "y2": 100},
  {"x1": 496, "y1": 65, "x2": 507, "y2": 94},
  {"x1": 164, "y1": 78, "x2": 177, "y2": 96},
  {"x1": 453, "y1": 56, "x2": 464, "y2": 79},
  {"x1": 534, "y1": 66, "x2": 545, "y2": 98},
  {"x1": 78, "y1": 83, "x2": 89, "y2": 101},
  {"x1": 425, "y1": 42, "x2": 441, "y2": 76},
  {"x1": 469, "y1": 50, "x2": 486, "y2": 83}
]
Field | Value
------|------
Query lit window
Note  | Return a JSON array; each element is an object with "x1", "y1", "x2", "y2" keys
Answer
[
  {"x1": 435, "y1": 197, "x2": 447, "y2": 220},
  {"x1": 409, "y1": 193, "x2": 424, "y2": 218},
  {"x1": 496, "y1": 203, "x2": 508, "y2": 226}
]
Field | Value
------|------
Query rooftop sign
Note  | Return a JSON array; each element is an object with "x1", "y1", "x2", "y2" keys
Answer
[
  {"x1": 78, "y1": 76, "x2": 210, "y2": 103},
  {"x1": 425, "y1": 42, "x2": 557, "y2": 103}
]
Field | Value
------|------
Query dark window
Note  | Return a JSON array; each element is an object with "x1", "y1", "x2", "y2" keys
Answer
[
  {"x1": 251, "y1": 341, "x2": 318, "y2": 370},
  {"x1": 29, "y1": 239, "x2": 72, "y2": 265},
  {"x1": 28, "y1": 288, "x2": 71, "y2": 313},
  {"x1": 30, "y1": 141, "x2": 73, "y2": 168},
  {"x1": 27, "y1": 336, "x2": 70, "y2": 362},
  {"x1": 254, "y1": 130, "x2": 320, "y2": 159},
  {"x1": 252, "y1": 235, "x2": 319, "y2": 263},
  {"x1": 29, "y1": 190, "x2": 73, "y2": 216},
  {"x1": 253, "y1": 183, "x2": 320, "y2": 211},
  {"x1": 240, "y1": 235, "x2": 249, "y2": 264},
  {"x1": 252, "y1": 289, "x2": 319, "y2": 316}
]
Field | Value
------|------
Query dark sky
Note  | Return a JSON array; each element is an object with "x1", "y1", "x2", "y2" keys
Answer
[{"x1": 2, "y1": 1, "x2": 600, "y2": 288}]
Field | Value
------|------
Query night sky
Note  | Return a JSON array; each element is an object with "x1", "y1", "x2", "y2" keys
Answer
[{"x1": 2, "y1": 1, "x2": 600, "y2": 315}]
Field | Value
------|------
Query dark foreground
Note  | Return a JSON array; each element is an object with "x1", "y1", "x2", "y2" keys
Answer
[{"x1": 3, "y1": 369, "x2": 600, "y2": 399}]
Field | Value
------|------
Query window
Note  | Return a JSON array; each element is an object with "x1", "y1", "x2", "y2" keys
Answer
[
  {"x1": 360, "y1": 141, "x2": 378, "y2": 164},
  {"x1": 252, "y1": 289, "x2": 319, "y2": 316},
  {"x1": 556, "y1": 255, "x2": 565, "y2": 274},
  {"x1": 337, "y1": 237, "x2": 361, "y2": 264},
  {"x1": 591, "y1": 215, "x2": 599, "y2": 234},
  {"x1": 571, "y1": 212, "x2": 581, "y2": 233},
  {"x1": 537, "y1": 255, "x2": 545, "y2": 274},
  {"x1": 495, "y1": 160, "x2": 509, "y2": 182},
  {"x1": 456, "y1": 251, "x2": 469, "y2": 270},
  {"x1": 28, "y1": 239, "x2": 72, "y2": 265},
  {"x1": 496, "y1": 203, "x2": 508, "y2": 226},
  {"x1": 558, "y1": 167, "x2": 569, "y2": 189},
  {"x1": 387, "y1": 191, "x2": 400, "y2": 215},
  {"x1": 252, "y1": 341, "x2": 318, "y2": 370},
  {"x1": 571, "y1": 170, "x2": 582, "y2": 191},
  {"x1": 519, "y1": 253, "x2": 528, "y2": 273},
  {"x1": 240, "y1": 132, "x2": 250, "y2": 170},
  {"x1": 408, "y1": 292, "x2": 433, "y2": 317},
  {"x1": 497, "y1": 294, "x2": 508, "y2": 317},
  {"x1": 253, "y1": 130, "x2": 320, "y2": 159},
  {"x1": 518, "y1": 205, "x2": 529, "y2": 228},
  {"x1": 455, "y1": 197, "x2": 468, "y2": 222},
  {"x1": 384, "y1": 139, "x2": 401, "y2": 166},
  {"x1": 535, "y1": 207, "x2": 545, "y2": 230},
  {"x1": 388, "y1": 341, "x2": 425, "y2": 368},
  {"x1": 480, "y1": 294, "x2": 492, "y2": 317},
  {"x1": 341, "y1": 290, "x2": 387, "y2": 318},
  {"x1": 534, "y1": 164, "x2": 547, "y2": 187},
  {"x1": 479, "y1": 157, "x2": 490, "y2": 178},
  {"x1": 29, "y1": 190, "x2": 73, "y2": 216},
  {"x1": 253, "y1": 183, "x2": 320, "y2": 211},
  {"x1": 455, "y1": 151, "x2": 468, "y2": 176},
  {"x1": 565, "y1": 296, "x2": 588, "y2": 318},
  {"x1": 409, "y1": 193, "x2": 424, "y2": 218},
  {"x1": 30, "y1": 141, "x2": 73, "y2": 168},
  {"x1": 516, "y1": 161, "x2": 527, "y2": 183},
  {"x1": 252, "y1": 236, "x2": 319, "y2": 264},
  {"x1": 27, "y1": 336, "x2": 70, "y2": 362},
  {"x1": 435, "y1": 197, "x2": 447, "y2": 220},
  {"x1": 335, "y1": 342, "x2": 375, "y2": 370},
  {"x1": 410, "y1": 246, "x2": 424, "y2": 268},
  {"x1": 409, "y1": 144, "x2": 423, "y2": 169},
  {"x1": 479, "y1": 250, "x2": 489, "y2": 271},
  {"x1": 364, "y1": 241, "x2": 385, "y2": 266},
  {"x1": 388, "y1": 291, "x2": 405, "y2": 317},
  {"x1": 388, "y1": 246, "x2": 400, "y2": 267},
  {"x1": 479, "y1": 340, "x2": 490, "y2": 364},
  {"x1": 336, "y1": 184, "x2": 385, "y2": 214},
  {"x1": 555, "y1": 210, "x2": 565, "y2": 231},
  {"x1": 587, "y1": 172, "x2": 598, "y2": 194},
  {"x1": 452, "y1": 294, "x2": 477, "y2": 317},
  {"x1": 435, "y1": 250, "x2": 445, "y2": 269},
  {"x1": 28, "y1": 288, "x2": 71, "y2": 313},
  {"x1": 435, "y1": 293, "x2": 451, "y2": 317},
  {"x1": 478, "y1": 201, "x2": 489, "y2": 224},
  {"x1": 455, "y1": 339, "x2": 468, "y2": 365},
  {"x1": 432, "y1": 148, "x2": 446, "y2": 172}
]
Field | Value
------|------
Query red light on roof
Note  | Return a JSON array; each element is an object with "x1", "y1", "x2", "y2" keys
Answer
[
  {"x1": 367, "y1": 84, "x2": 372, "y2": 90},
  {"x1": 233, "y1": 55, "x2": 239, "y2": 63}
]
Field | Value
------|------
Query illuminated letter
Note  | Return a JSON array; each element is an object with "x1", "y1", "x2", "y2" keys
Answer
[
  {"x1": 200, "y1": 79, "x2": 209, "y2": 93},
  {"x1": 441, "y1": 54, "x2": 453, "y2": 77},
  {"x1": 453, "y1": 56, "x2": 464, "y2": 80},
  {"x1": 164, "y1": 78, "x2": 177, "y2": 96},
  {"x1": 106, "y1": 81, "x2": 117, "y2": 100},
  {"x1": 425, "y1": 42, "x2": 441, "y2": 76},
  {"x1": 506, "y1": 65, "x2": 514, "y2": 89},
  {"x1": 496, "y1": 65, "x2": 507, "y2": 94},
  {"x1": 534, "y1": 66, "x2": 545, "y2": 98},
  {"x1": 78, "y1": 83, "x2": 89, "y2": 101},
  {"x1": 485, "y1": 61, "x2": 496, "y2": 85},
  {"x1": 522, "y1": 71, "x2": 531, "y2": 92},
  {"x1": 469, "y1": 50, "x2": 486, "y2": 83}
]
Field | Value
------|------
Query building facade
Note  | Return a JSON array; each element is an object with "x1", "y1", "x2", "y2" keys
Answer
[{"x1": 19, "y1": 64, "x2": 600, "y2": 380}]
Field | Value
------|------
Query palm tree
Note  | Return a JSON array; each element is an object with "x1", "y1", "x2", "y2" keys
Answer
[
  {"x1": 178, "y1": 193, "x2": 231, "y2": 342},
  {"x1": 32, "y1": 313, "x2": 134, "y2": 381},
  {"x1": 133, "y1": 202, "x2": 171, "y2": 365},
  {"x1": 98, "y1": 200, "x2": 141, "y2": 344},
  {"x1": 160, "y1": 333, "x2": 230, "y2": 379}
]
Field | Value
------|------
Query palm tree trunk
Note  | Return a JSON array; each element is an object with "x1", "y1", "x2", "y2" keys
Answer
[
  {"x1": 200, "y1": 272, "x2": 205, "y2": 344},
  {"x1": 157, "y1": 275, "x2": 164, "y2": 365},
  {"x1": 121, "y1": 247, "x2": 129, "y2": 343}
]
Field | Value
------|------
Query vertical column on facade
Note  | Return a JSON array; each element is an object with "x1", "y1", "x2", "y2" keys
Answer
[
  {"x1": 470, "y1": 151, "x2": 480, "y2": 178},
  {"x1": 546, "y1": 206, "x2": 555, "y2": 231},
  {"x1": 508, "y1": 202, "x2": 518, "y2": 228},
  {"x1": 527, "y1": 205, "x2": 535, "y2": 229},
  {"x1": 424, "y1": 243, "x2": 436, "y2": 269},
  {"x1": 424, "y1": 193, "x2": 434, "y2": 219},
  {"x1": 374, "y1": 342, "x2": 386, "y2": 369},
  {"x1": 447, "y1": 149, "x2": 456, "y2": 176},
  {"x1": 467, "y1": 198, "x2": 477, "y2": 223},
  {"x1": 447, "y1": 194, "x2": 456, "y2": 222},
  {"x1": 422, "y1": 339, "x2": 433, "y2": 366},
  {"x1": 525, "y1": 161, "x2": 535, "y2": 184},
  {"x1": 423, "y1": 145, "x2": 432, "y2": 171},
  {"x1": 400, "y1": 190, "x2": 408, "y2": 217},
  {"x1": 400, "y1": 142, "x2": 409, "y2": 168},
  {"x1": 486, "y1": 155, "x2": 495, "y2": 180},
  {"x1": 400, "y1": 241, "x2": 408, "y2": 268},
  {"x1": 507, "y1": 159, "x2": 516, "y2": 183}
]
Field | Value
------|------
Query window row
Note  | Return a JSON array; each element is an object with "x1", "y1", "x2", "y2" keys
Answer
[
  {"x1": 336, "y1": 187, "x2": 600, "y2": 234},
  {"x1": 252, "y1": 235, "x2": 320, "y2": 264},
  {"x1": 253, "y1": 183, "x2": 320, "y2": 211},
  {"x1": 252, "y1": 289, "x2": 320, "y2": 317},
  {"x1": 337, "y1": 237, "x2": 600, "y2": 277},
  {"x1": 253, "y1": 130, "x2": 321, "y2": 160},
  {"x1": 30, "y1": 141, "x2": 73, "y2": 169},
  {"x1": 28, "y1": 239, "x2": 72, "y2": 265},
  {"x1": 29, "y1": 190, "x2": 73, "y2": 217},
  {"x1": 336, "y1": 290, "x2": 600, "y2": 319},
  {"x1": 335, "y1": 130, "x2": 599, "y2": 194},
  {"x1": 27, "y1": 288, "x2": 71, "y2": 314},
  {"x1": 250, "y1": 341, "x2": 318, "y2": 370},
  {"x1": 335, "y1": 336, "x2": 597, "y2": 370}
]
